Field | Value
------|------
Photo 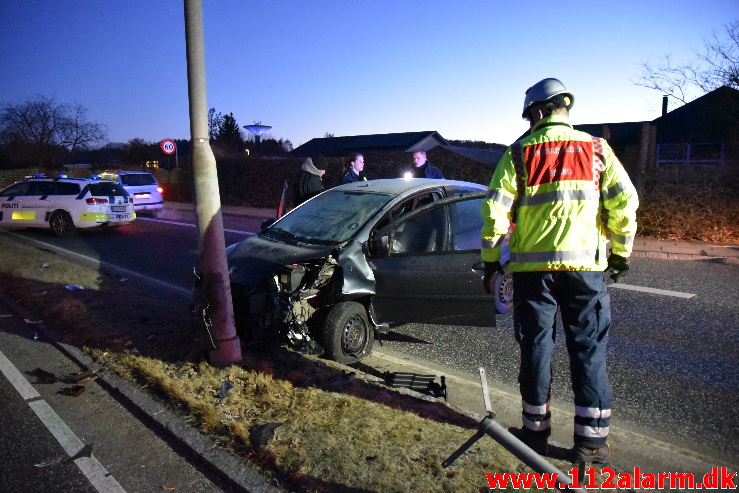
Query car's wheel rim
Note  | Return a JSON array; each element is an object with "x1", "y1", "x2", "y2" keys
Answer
[
  {"x1": 342, "y1": 314, "x2": 368, "y2": 355},
  {"x1": 52, "y1": 214, "x2": 69, "y2": 235},
  {"x1": 498, "y1": 273, "x2": 513, "y2": 308}
]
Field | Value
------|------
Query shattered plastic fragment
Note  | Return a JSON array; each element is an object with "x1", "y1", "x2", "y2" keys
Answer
[
  {"x1": 28, "y1": 368, "x2": 58, "y2": 384},
  {"x1": 145, "y1": 333, "x2": 156, "y2": 341},
  {"x1": 60, "y1": 385, "x2": 86, "y2": 397},
  {"x1": 32, "y1": 291, "x2": 47, "y2": 297},
  {"x1": 218, "y1": 380, "x2": 234, "y2": 398},
  {"x1": 41, "y1": 261, "x2": 51, "y2": 268},
  {"x1": 65, "y1": 285, "x2": 85, "y2": 290},
  {"x1": 34, "y1": 457, "x2": 64, "y2": 467},
  {"x1": 249, "y1": 422, "x2": 283, "y2": 448},
  {"x1": 119, "y1": 277, "x2": 128, "y2": 282},
  {"x1": 33, "y1": 332, "x2": 39, "y2": 341},
  {"x1": 62, "y1": 369, "x2": 99, "y2": 384},
  {"x1": 24, "y1": 318, "x2": 43, "y2": 324}
]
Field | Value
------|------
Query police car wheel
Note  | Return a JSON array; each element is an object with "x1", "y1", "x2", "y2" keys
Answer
[{"x1": 49, "y1": 211, "x2": 76, "y2": 238}]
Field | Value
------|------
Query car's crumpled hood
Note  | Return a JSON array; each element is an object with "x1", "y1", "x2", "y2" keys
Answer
[{"x1": 227, "y1": 234, "x2": 335, "y2": 286}]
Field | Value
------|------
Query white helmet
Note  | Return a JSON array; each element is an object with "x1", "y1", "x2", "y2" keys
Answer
[{"x1": 522, "y1": 78, "x2": 574, "y2": 118}]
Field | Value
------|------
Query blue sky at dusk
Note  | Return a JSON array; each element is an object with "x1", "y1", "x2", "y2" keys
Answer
[{"x1": 2, "y1": 1, "x2": 737, "y2": 148}]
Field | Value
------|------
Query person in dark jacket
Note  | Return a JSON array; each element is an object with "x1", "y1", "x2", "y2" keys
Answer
[
  {"x1": 294, "y1": 157, "x2": 325, "y2": 205},
  {"x1": 406, "y1": 150, "x2": 444, "y2": 179},
  {"x1": 342, "y1": 152, "x2": 367, "y2": 184}
]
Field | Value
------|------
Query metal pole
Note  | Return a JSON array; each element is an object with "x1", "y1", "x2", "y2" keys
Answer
[{"x1": 183, "y1": 0, "x2": 241, "y2": 366}]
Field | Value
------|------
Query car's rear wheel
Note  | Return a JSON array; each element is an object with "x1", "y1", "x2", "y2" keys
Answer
[
  {"x1": 322, "y1": 301, "x2": 374, "y2": 364},
  {"x1": 49, "y1": 211, "x2": 76, "y2": 238},
  {"x1": 493, "y1": 264, "x2": 513, "y2": 314}
]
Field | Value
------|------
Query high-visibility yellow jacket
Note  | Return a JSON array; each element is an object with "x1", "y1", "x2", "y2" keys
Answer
[{"x1": 481, "y1": 114, "x2": 639, "y2": 272}]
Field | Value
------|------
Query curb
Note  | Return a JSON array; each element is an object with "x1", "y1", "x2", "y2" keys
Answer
[{"x1": 0, "y1": 294, "x2": 282, "y2": 493}]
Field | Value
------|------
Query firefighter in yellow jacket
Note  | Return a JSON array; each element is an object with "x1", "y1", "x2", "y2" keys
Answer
[{"x1": 481, "y1": 78, "x2": 638, "y2": 464}]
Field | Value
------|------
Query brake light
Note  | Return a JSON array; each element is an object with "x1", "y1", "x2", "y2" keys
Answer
[
  {"x1": 86, "y1": 198, "x2": 109, "y2": 205},
  {"x1": 157, "y1": 186, "x2": 164, "y2": 194}
]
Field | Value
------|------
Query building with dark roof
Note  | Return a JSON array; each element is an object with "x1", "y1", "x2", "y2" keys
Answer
[{"x1": 292, "y1": 131, "x2": 449, "y2": 157}]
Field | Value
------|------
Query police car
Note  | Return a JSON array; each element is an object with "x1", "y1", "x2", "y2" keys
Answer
[{"x1": 0, "y1": 175, "x2": 136, "y2": 237}]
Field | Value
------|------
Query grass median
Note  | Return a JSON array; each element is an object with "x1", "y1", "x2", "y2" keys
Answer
[{"x1": 0, "y1": 233, "x2": 550, "y2": 492}]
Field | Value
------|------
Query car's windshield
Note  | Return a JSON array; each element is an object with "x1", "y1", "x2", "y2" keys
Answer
[
  {"x1": 264, "y1": 190, "x2": 394, "y2": 245},
  {"x1": 120, "y1": 174, "x2": 156, "y2": 186},
  {"x1": 89, "y1": 182, "x2": 130, "y2": 197}
]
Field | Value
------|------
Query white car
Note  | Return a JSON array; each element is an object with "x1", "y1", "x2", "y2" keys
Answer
[
  {"x1": 98, "y1": 171, "x2": 164, "y2": 216},
  {"x1": 0, "y1": 175, "x2": 135, "y2": 237}
]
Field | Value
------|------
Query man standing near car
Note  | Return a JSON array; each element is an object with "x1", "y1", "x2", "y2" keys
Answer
[
  {"x1": 480, "y1": 78, "x2": 638, "y2": 464},
  {"x1": 407, "y1": 150, "x2": 444, "y2": 179}
]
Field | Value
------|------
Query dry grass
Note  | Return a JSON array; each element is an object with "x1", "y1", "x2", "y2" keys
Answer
[
  {"x1": 0, "y1": 233, "x2": 538, "y2": 492},
  {"x1": 637, "y1": 183, "x2": 739, "y2": 242}
]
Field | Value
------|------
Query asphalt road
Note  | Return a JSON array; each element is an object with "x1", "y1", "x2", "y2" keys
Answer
[
  {"x1": 2, "y1": 214, "x2": 738, "y2": 481},
  {"x1": 0, "y1": 303, "x2": 235, "y2": 493}
]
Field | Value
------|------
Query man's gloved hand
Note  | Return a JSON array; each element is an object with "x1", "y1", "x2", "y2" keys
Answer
[
  {"x1": 483, "y1": 261, "x2": 505, "y2": 294},
  {"x1": 606, "y1": 254, "x2": 630, "y2": 282}
]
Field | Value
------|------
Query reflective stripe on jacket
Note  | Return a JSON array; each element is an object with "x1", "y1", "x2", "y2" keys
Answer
[{"x1": 481, "y1": 114, "x2": 638, "y2": 271}]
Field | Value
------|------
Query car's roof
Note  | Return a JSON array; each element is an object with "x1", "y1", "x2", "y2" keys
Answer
[
  {"x1": 100, "y1": 170, "x2": 153, "y2": 175},
  {"x1": 328, "y1": 178, "x2": 486, "y2": 196}
]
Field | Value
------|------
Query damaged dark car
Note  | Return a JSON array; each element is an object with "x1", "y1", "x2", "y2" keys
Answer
[{"x1": 223, "y1": 178, "x2": 502, "y2": 364}]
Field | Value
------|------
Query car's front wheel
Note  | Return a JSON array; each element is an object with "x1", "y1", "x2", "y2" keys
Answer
[
  {"x1": 322, "y1": 301, "x2": 374, "y2": 364},
  {"x1": 493, "y1": 264, "x2": 513, "y2": 314},
  {"x1": 49, "y1": 211, "x2": 76, "y2": 238}
]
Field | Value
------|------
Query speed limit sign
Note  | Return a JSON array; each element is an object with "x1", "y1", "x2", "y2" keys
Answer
[{"x1": 160, "y1": 139, "x2": 176, "y2": 155}]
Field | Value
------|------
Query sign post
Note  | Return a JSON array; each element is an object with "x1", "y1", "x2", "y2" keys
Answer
[{"x1": 160, "y1": 139, "x2": 179, "y2": 169}]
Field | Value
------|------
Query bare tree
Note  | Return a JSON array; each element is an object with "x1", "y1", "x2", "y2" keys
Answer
[
  {"x1": 0, "y1": 95, "x2": 107, "y2": 167},
  {"x1": 635, "y1": 20, "x2": 739, "y2": 105}
]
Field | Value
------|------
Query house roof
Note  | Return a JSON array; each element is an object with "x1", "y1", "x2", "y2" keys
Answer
[
  {"x1": 292, "y1": 131, "x2": 449, "y2": 157},
  {"x1": 437, "y1": 146, "x2": 505, "y2": 166},
  {"x1": 651, "y1": 85, "x2": 739, "y2": 144}
]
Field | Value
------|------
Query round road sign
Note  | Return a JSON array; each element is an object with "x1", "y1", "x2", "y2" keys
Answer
[{"x1": 160, "y1": 139, "x2": 176, "y2": 155}]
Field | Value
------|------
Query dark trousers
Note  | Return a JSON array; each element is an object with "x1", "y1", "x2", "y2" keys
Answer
[{"x1": 513, "y1": 271, "x2": 612, "y2": 447}]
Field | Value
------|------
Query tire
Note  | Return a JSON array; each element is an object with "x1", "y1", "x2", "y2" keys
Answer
[
  {"x1": 322, "y1": 301, "x2": 374, "y2": 364},
  {"x1": 49, "y1": 211, "x2": 76, "y2": 238},
  {"x1": 493, "y1": 264, "x2": 513, "y2": 314}
]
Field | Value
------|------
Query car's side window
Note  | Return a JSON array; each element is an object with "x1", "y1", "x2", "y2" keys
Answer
[
  {"x1": 391, "y1": 206, "x2": 447, "y2": 254},
  {"x1": 27, "y1": 182, "x2": 53, "y2": 196},
  {"x1": 0, "y1": 182, "x2": 31, "y2": 197},
  {"x1": 449, "y1": 198, "x2": 484, "y2": 251},
  {"x1": 56, "y1": 182, "x2": 81, "y2": 195}
]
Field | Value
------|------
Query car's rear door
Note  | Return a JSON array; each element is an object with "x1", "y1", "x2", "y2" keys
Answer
[{"x1": 368, "y1": 193, "x2": 495, "y2": 328}]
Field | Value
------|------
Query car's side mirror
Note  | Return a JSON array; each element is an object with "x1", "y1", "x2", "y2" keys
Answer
[
  {"x1": 368, "y1": 235, "x2": 390, "y2": 257},
  {"x1": 260, "y1": 218, "x2": 276, "y2": 230}
]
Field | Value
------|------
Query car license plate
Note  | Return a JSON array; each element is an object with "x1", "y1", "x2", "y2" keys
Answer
[
  {"x1": 114, "y1": 214, "x2": 130, "y2": 220},
  {"x1": 135, "y1": 193, "x2": 150, "y2": 199},
  {"x1": 111, "y1": 206, "x2": 127, "y2": 212}
]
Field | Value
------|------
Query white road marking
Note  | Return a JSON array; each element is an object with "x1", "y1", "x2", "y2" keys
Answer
[
  {"x1": 138, "y1": 217, "x2": 254, "y2": 236},
  {"x1": 609, "y1": 283, "x2": 697, "y2": 298},
  {"x1": 2, "y1": 231, "x2": 191, "y2": 296},
  {"x1": 0, "y1": 349, "x2": 127, "y2": 492}
]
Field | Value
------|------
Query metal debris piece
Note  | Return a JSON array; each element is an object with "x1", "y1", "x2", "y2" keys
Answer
[
  {"x1": 24, "y1": 318, "x2": 43, "y2": 324},
  {"x1": 119, "y1": 276, "x2": 128, "y2": 282},
  {"x1": 65, "y1": 285, "x2": 85, "y2": 290},
  {"x1": 145, "y1": 333, "x2": 156, "y2": 341},
  {"x1": 384, "y1": 372, "x2": 447, "y2": 400},
  {"x1": 41, "y1": 261, "x2": 51, "y2": 268},
  {"x1": 218, "y1": 380, "x2": 234, "y2": 399},
  {"x1": 32, "y1": 291, "x2": 48, "y2": 297}
]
